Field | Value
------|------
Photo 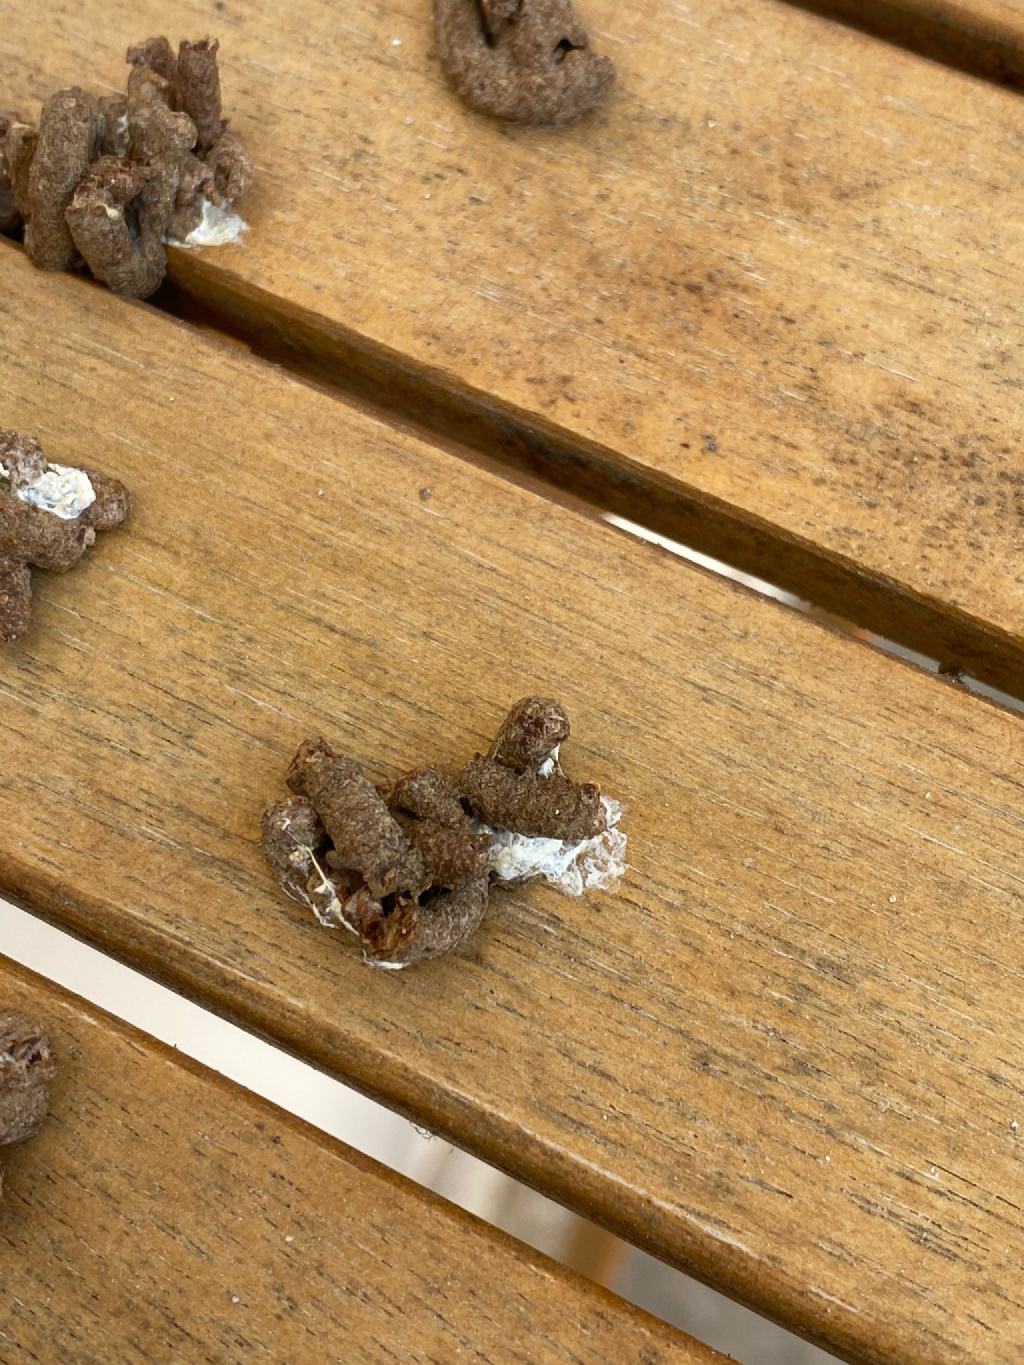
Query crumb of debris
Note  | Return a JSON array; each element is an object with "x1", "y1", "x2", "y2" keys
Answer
[
  {"x1": 434, "y1": 0, "x2": 616, "y2": 126},
  {"x1": 0, "y1": 1010, "x2": 57, "y2": 1195},
  {"x1": 261, "y1": 697, "x2": 626, "y2": 967},
  {"x1": 0, "y1": 429, "x2": 130, "y2": 643},
  {"x1": 419, "y1": 487, "x2": 432, "y2": 502},
  {"x1": 2, "y1": 35, "x2": 253, "y2": 297},
  {"x1": 937, "y1": 662, "x2": 966, "y2": 684}
]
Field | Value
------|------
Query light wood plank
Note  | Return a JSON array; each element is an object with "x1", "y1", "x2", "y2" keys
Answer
[
  {"x1": 0, "y1": 957, "x2": 711, "y2": 1364},
  {"x1": 3, "y1": 0, "x2": 1024, "y2": 690},
  {"x1": 2, "y1": 249, "x2": 1023, "y2": 1364}
]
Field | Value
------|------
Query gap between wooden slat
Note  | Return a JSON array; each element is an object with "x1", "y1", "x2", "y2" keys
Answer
[
  {"x1": 779, "y1": 1, "x2": 1024, "y2": 90},
  {"x1": 152, "y1": 258, "x2": 1024, "y2": 705},
  {"x1": 2, "y1": 222, "x2": 1021, "y2": 704},
  {"x1": 604, "y1": 513, "x2": 1024, "y2": 719},
  {"x1": 0, "y1": 897, "x2": 839, "y2": 1365}
]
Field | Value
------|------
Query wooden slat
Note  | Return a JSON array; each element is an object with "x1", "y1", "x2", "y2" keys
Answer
[
  {"x1": 2, "y1": 248, "x2": 1024, "y2": 1364},
  {"x1": 786, "y1": 1, "x2": 1024, "y2": 87},
  {"x1": 4, "y1": 0, "x2": 1024, "y2": 692},
  {"x1": 0, "y1": 957, "x2": 713, "y2": 1364}
]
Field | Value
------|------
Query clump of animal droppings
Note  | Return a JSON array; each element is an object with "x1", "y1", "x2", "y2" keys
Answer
[
  {"x1": 434, "y1": 0, "x2": 616, "y2": 126},
  {"x1": 1, "y1": 36, "x2": 253, "y2": 297},
  {"x1": 265, "y1": 740, "x2": 492, "y2": 968},
  {"x1": 261, "y1": 698, "x2": 626, "y2": 968},
  {"x1": 0, "y1": 1011, "x2": 57, "y2": 1196},
  {"x1": 0, "y1": 430, "x2": 130, "y2": 643}
]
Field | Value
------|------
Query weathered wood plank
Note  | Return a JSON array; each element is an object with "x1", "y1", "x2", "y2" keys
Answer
[
  {"x1": 1, "y1": 249, "x2": 1023, "y2": 1364},
  {"x1": 3, "y1": 0, "x2": 1024, "y2": 690},
  {"x1": 0, "y1": 956, "x2": 711, "y2": 1364}
]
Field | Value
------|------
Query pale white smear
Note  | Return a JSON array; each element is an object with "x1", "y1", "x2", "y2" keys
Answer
[
  {"x1": 537, "y1": 744, "x2": 561, "y2": 779},
  {"x1": 169, "y1": 198, "x2": 248, "y2": 249},
  {"x1": 481, "y1": 795, "x2": 627, "y2": 898},
  {"x1": 14, "y1": 463, "x2": 95, "y2": 521}
]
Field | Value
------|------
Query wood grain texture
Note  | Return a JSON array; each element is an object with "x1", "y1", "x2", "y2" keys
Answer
[
  {"x1": 2, "y1": 249, "x2": 1024, "y2": 1364},
  {"x1": 786, "y1": 0, "x2": 1024, "y2": 87},
  {"x1": 3, "y1": 0, "x2": 1024, "y2": 690},
  {"x1": 0, "y1": 957, "x2": 711, "y2": 1365}
]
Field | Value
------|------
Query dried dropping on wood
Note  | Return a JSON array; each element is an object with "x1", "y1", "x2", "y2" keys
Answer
[
  {"x1": 462, "y1": 756, "x2": 605, "y2": 841},
  {"x1": 0, "y1": 430, "x2": 130, "y2": 643},
  {"x1": 0, "y1": 1011, "x2": 57, "y2": 1194},
  {"x1": 434, "y1": 0, "x2": 616, "y2": 126},
  {"x1": 1, "y1": 113, "x2": 28, "y2": 233},
  {"x1": 489, "y1": 695, "x2": 570, "y2": 772},
  {"x1": 467, "y1": 694, "x2": 602, "y2": 838},
  {"x1": 262, "y1": 698, "x2": 626, "y2": 969},
  {"x1": 350, "y1": 877, "x2": 491, "y2": 967},
  {"x1": 468, "y1": 695, "x2": 626, "y2": 894},
  {"x1": 265, "y1": 739, "x2": 493, "y2": 967},
  {"x1": 390, "y1": 765, "x2": 468, "y2": 828},
  {"x1": 287, "y1": 739, "x2": 427, "y2": 899},
  {"x1": 24, "y1": 88, "x2": 101, "y2": 271},
  {"x1": 5, "y1": 35, "x2": 253, "y2": 297}
]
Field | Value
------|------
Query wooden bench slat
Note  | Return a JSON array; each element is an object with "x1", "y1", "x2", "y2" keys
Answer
[
  {"x1": 4, "y1": 0, "x2": 1024, "y2": 691},
  {"x1": 787, "y1": 0, "x2": 1024, "y2": 87},
  {"x1": 2, "y1": 250, "x2": 1023, "y2": 1364},
  {"x1": 0, "y1": 957, "x2": 714, "y2": 1364}
]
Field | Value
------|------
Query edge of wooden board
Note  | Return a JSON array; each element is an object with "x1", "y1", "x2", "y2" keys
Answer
[
  {"x1": 782, "y1": 1, "x2": 1024, "y2": 88},
  {"x1": 0, "y1": 954, "x2": 725, "y2": 1364}
]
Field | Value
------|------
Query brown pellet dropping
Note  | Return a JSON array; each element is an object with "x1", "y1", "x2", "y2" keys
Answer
[
  {"x1": 12, "y1": 35, "x2": 253, "y2": 297},
  {"x1": 489, "y1": 695, "x2": 569, "y2": 773},
  {"x1": 463, "y1": 754, "x2": 606, "y2": 841},
  {"x1": 177, "y1": 37, "x2": 226, "y2": 155},
  {"x1": 0, "y1": 113, "x2": 22, "y2": 232},
  {"x1": 0, "y1": 1011, "x2": 56, "y2": 1147},
  {"x1": 24, "y1": 87, "x2": 100, "y2": 271},
  {"x1": 287, "y1": 739, "x2": 426, "y2": 899},
  {"x1": 0, "y1": 429, "x2": 130, "y2": 643},
  {"x1": 66, "y1": 156, "x2": 166, "y2": 299},
  {"x1": 390, "y1": 765, "x2": 468, "y2": 828},
  {"x1": 0, "y1": 1011, "x2": 57, "y2": 1194},
  {"x1": 434, "y1": 0, "x2": 616, "y2": 126},
  {"x1": 395, "y1": 813, "x2": 492, "y2": 889},
  {"x1": 352, "y1": 878, "x2": 491, "y2": 968}
]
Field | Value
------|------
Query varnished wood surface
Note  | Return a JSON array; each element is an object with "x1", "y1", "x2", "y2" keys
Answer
[
  {"x1": 1, "y1": 250, "x2": 1023, "y2": 1363},
  {"x1": 0, "y1": 957, "x2": 713, "y2": 1364},
  {"x1": 3, "y1": 0, "x2": 1024, "y2": 690}
]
